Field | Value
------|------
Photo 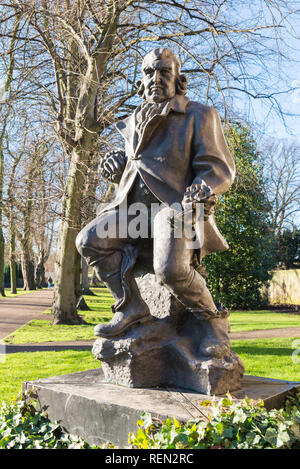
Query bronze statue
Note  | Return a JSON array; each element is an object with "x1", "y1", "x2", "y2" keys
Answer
[{"x1": 76, "y1": 48, "x2": 243, "y2": 393}]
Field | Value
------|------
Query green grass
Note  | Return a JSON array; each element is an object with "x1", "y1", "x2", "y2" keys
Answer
[
  {"x1": 0, "y1": 288, "x2": 42, "y2": 299},
  {"x1": 0, "y1": 338, "x2": 299, "y2": 404},
  {"x1": 231, "y1": 337, "x2": 300, "y2": 382},
  {"x1": 4, "y1": 320, "x2": 98, "y2": 343},
  {"x1": 4, "y1": 288, "x2": 114, "y2": 344},
  {"x1": 4, "y1": 286, "x2": 299, "y2": 345},
  {"x1": 1, "y1": 288, "x2": 298, "y2": 415},
  {"x1": 0, "y1": 350, "x2": 100, "y2": 404},
  {"x1": 230, "y1": 310, "x2": 300, "y2": 332}
]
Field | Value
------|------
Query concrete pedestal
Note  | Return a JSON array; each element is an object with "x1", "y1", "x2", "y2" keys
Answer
[{"x1": 23, "y1": 368, "x2": 300, "y2": 448}]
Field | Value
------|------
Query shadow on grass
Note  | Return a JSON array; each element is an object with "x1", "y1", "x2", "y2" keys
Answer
[
  {"x1": 231, "y1": 344, "x2": 292, "y2": 357},
  {"x1": 5, "y1": 344, "x2": 93, "y2": 353},
  {"x1": 80, "y1": 316, "x2": 111, "y2": 325}
]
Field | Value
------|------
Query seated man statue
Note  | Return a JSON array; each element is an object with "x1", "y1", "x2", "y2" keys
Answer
[{"x1": 76, "y1": 47, "x2": 235, "y2": 358}]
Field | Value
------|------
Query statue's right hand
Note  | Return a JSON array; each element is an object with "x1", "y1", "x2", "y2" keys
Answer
[{"x1": 100, "y1": 149, "x2": 126, "y2": 182}]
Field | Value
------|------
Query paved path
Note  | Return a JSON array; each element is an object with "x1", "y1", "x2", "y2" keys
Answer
[
  {"x1": 3, "y1": 340, "x2": 93, "y2": 354},
  {"x1": 3, "y1": 327, "x2": 300, "y2": 354},
  {"x1": 0, "y1": 288, "x2": 298, "y2": 353},
  {"x1": 0, "y1": 289, "x2": 53, "y2": 341},
  {"x1": 230, "y1": 327, "x2": 300, "y2": 340}
]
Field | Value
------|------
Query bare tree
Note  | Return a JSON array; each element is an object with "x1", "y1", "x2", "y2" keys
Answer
[
  {"x1": 5, "y1": 123, "x2": 27, "y2": 292},
  {"x1": 0, "y1": 0, "x2": 299, "y2": 321},
  {"x1": 4, "y1": 116, "x2": 60, "y2": 290},
  {"x1": 30, "y1": 134, "x2": 58, "y2": 288},
  {"x1": 259, "y1": 140, "x2": 300, "y2": 236},
  {"x1": 0, "y1": 12, "x2": 21, "y2": 295}
]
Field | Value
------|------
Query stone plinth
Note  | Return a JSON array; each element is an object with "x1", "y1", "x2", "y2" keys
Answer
[
  {"x1": 23, "y1": 369, "x2": 300, "y2": 448},
  {"x1": 93, "y1": 271, "x2": 244, "y2": 395}
]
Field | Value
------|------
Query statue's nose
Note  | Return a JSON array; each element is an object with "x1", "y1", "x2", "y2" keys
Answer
[{"x1": 153, "y1": 70, "x2": 161, "y2": 83}]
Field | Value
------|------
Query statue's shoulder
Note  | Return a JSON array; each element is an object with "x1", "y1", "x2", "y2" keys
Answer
[{"x1": 186, "y1": 100, "x2": 217, "y2": 117}]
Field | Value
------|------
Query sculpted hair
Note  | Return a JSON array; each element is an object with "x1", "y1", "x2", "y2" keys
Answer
[{"x1": 136, "y1": 47, "x2": 188, "y2": 98}]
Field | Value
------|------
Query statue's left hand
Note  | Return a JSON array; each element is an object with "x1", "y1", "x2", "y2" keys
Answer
[{"x1": 182, "y1": 182, "x2": 217, "y2": 220}]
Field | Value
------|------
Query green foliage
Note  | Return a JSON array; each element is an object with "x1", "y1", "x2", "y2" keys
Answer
[
  {"x1": 4, "y1": 263, "x2": 23, "y2": 289},
  {"x1": 0, "y1": 392, "x2": 91, "y2": 449},
  {"x1": 2, "y1": 391, "x2": 300, "y2": 450},
  {"x1": 276, "y1": 227, "x2": 300, "y2": 269},
  {"x1": 204, "y1": 123, "x2": 277, "y2": 308},
  {"x1": 129, "y1": 391, "x2": 300, "y2": 449}
]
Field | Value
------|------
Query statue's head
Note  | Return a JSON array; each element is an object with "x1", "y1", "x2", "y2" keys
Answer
[{"x1": 137, "y1": 48, "x2": 188, "y2": 103}]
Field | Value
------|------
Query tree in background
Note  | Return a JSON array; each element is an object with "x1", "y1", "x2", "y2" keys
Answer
[
  {"x1": 204, "y1": 123, "x2": 277, "y2": 309},
  {"x1": 256, "y1": 139, "x2": 300, "y2": 270},
  {"x1": 3, "y1": 113, "x2": 59, "y2": 291},
  {"x1": 1, "y1": 0, "x2": 299, "y2": 320},
  {"x1": 0, "y1": 13, "x2": 21, "y2": 295},
  {"x1": 259, "y1": 141, "x2": 300, "y2": 237},
  {"x1": 276, "y1": 227, "x2": 300, "y2": 269}
]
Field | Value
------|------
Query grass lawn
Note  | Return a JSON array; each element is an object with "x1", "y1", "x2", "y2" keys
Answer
[
  {"x1": 0, "y1": 288, "x2": 42, "y2": 299},
  {"x1": 0, "y1": 350, "x2": 100, "y2": 403},
  {"x1": 3, "y1": 286, "x2": 299, "y2": 344},
  {"x1": 229, "y1": 310, "x2": 300, "y2": 332},
  {"x1": 231, "y1": 337, "x2": 300, "y2": 382},
  {"x1": 0, "y1": 338, "x2": 299, "y2": 404},
  {"x1": 4, "y1": 288, "x2": 114, "y2": 344}
]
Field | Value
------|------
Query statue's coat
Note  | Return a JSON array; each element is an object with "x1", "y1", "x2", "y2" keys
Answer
[{"x1": 100, "y1": 94, "x2": 235, "y2": 259}]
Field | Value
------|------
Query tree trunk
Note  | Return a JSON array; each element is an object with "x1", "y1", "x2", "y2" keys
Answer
[
  {"x1": 21, "y1": 253, "x2": 36, "y2": 291},
  {"x1": 52, "y1": 145, "x2": 91, "y2": 324},
  {"x1": 35, "y1": 249, "x2": 47, "y2": 288},
  {"x1": 82, "y1": 256, "x2": 88, "y2": 291},
  {"x1": 74, "y1": 247, "x2": 82, "y2": 302},
  {"x1": 10, "y1": 230, "x2": 17, "y2": 294},
  {"x1": 81, "y1": 256, "x2": 94, "y2": 295},
  {"x1": 20, "y1": 238, "x2": 36, "y2": 291},
  {"x1": 10, "y1": 260, "x2": 17, "y2": 294},
  {"x1": 0, "y1": 15, "x2": 21, "y2": 297},
  {"x1": 0, "y1": 144, "x2": 5, "y2": 297},
  {"x1": 0, "y1": 230, "x2": 5, "y2": 296}
]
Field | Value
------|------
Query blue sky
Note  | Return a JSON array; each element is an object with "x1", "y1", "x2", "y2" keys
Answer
[{"x1": 241, "y1": 10, "x2": 300, "y2": 144}]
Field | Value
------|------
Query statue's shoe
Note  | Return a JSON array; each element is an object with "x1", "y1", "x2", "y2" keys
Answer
[
  {"x1": 190, "y1": 304, "x2": 231, "y2": 358},
  {"x1": 198, "y1": 316, "x2": 231, "y2": 358},
  {"x1": 94, "y1": 309, "x2": 152, "y2": 338}
]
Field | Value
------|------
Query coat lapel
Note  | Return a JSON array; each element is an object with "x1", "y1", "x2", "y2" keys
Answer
[
  {"x1": 115, "y1": 111, "x2": 136, "y2": 158},
  {"x1": 115, "y1": 95, "x2": 190, "y2": 159}
]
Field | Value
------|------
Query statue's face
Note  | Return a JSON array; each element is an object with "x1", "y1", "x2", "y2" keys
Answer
[{"x1": 142, "y1": 57, "x2": 177, "y2": 103}]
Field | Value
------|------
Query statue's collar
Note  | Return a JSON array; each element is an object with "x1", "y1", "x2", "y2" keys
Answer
[
  {"x1": 138, "y1": 94, "x2": 189, "y2": 116},
  {"x1": 115, "y1": 94, "x2": 189, "y2": 147},
  {"x1": 135, "y1": 94, "x2": 189, "y2": 119},
  {"x1": 162, "y1": 94, "x2": 190, "y2": 114}
]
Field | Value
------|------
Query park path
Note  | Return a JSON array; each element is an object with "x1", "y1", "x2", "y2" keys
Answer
[
  {"x1": 230, "y1": 327, "x2": 300, "y2": 340},
  {"x1": 0, "y1": 289, "x2": 53, "y2": 341},
  {"x1": 3, "y1": 328, "x2": 300, "y2": 354},
  {"x1": 0, "y1": 287, "x2": 299, "y2": 352}
]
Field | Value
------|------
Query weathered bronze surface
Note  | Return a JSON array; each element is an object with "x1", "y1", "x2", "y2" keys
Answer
[{"x1": 76, "y1": 48, "x2": 244, "y2": 394}]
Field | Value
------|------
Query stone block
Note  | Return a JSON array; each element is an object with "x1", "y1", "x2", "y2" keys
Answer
[
  {"x1": 23, "y1": 369, "x2": 300, "y2": 448},
  {"x1": 93, "y1": 270, "x2": 244, "y2": 395}
]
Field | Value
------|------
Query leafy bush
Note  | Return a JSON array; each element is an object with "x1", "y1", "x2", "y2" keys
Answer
[
  {"x1": 204, "y1": 123, "x2": 277, "y2": 309},
  {"x1": 0, "y1": 393, "x2": 92, "y2": 449},
  {"x1": 129, "y1": 391, "x2": 300, "y2": 449},
  {"x1": 1, "y1": 391, "x2": 300, "y2": 449}
]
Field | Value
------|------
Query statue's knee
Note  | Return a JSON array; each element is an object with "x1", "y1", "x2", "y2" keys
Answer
[
  {"x1": 76, "y1": 230, "x2": 93, "y2": 257},
  {"x1": 154, "y1": 262, "x2": 180, "y2": 287}
]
